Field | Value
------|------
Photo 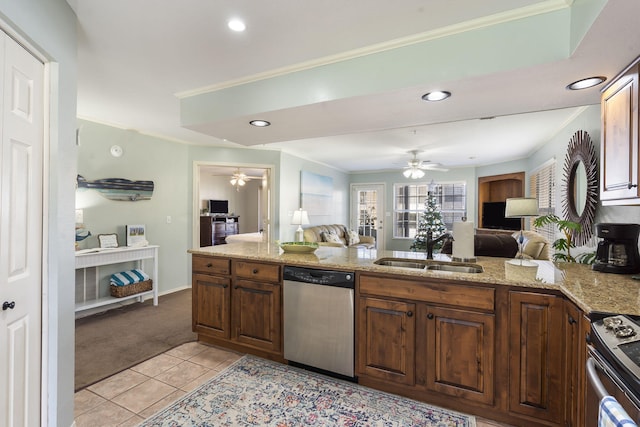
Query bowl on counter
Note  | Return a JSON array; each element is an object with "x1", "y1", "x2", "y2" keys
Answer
[{"x1": 278, "y1": 241, "x2": 319, "y2": 254}]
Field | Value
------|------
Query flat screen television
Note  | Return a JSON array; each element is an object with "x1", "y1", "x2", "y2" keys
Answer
[
  {"x1": 482, "y1": 201, "x2": 521, "y2": 230},
  {"x1": 208, "y1": 199, "x2": 229, "y2": 215}
]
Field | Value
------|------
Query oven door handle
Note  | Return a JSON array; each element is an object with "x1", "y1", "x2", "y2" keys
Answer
[{"x1": 587, "y1": 357, "x2": 611, "y2": 400}]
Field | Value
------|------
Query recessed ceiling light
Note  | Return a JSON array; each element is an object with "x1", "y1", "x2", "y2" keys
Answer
[
  {"x1": 250, "y1": 120, "x2": 270, "y2": 127},
  {"x1": 566, "y1": 76, "x2": 606, "y2": 90},
  {"x1": 228, "y1": 19, "x2": 246, "y2": 32},
  {"x1": 422, "y1": 91, "x2": 451, "y2": 102}
]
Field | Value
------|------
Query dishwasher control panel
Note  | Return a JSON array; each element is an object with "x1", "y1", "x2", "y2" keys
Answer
[{"x1": 283, "y1": 266, "x2": 354, "y2": 288}]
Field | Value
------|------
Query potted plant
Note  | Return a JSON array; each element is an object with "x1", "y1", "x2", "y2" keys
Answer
[{"x1": 532, "y1": 214, "x2": 595, "y2": 264}]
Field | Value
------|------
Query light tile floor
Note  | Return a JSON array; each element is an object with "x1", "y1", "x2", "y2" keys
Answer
[{"x1": 74, "y1": 341, "x2": 512, "y2": 426}]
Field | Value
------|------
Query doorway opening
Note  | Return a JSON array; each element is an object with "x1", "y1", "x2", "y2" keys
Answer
[
  {"x1": 193, "y1": 162, "x2": 274, "y2": 247},
  {"x1": 350, "y1": 184, "x2": 385, "y2": 250}
]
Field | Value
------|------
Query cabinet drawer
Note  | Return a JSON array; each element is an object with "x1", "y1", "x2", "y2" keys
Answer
[
  {"x1": 192, "y1": 255, "x2": 230, "y2": 275},
  {"x1": 359, "y1": 274, "x2": 494, "y2": 311},
  {"x1": 234, "y1": 261, "x2": 281, "y2": 282}
]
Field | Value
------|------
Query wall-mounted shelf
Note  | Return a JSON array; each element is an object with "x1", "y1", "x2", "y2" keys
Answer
[{"x1": 75, "y1": 245, "x2": 159, "y2": 313}]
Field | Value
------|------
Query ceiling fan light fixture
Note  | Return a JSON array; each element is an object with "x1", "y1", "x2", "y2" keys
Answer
[
  {"x1": 422, "y1": 91, "x2": 451, "y2": 102},
  {"x1": 566, "y1": 76, "x2": 606, "y2": 90},
  {"x1": 250, "y1": 119, "x2": 270, "y2": 127},
  {"x1": 227, "y1": 19, "x2": 246, "y2": 32}
]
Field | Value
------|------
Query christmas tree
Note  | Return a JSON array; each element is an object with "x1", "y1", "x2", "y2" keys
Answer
[{"x1": 410, "y1": 191, "x2": 447, "y2": 252}]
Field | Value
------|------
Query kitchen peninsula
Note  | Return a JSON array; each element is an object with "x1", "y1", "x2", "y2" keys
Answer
[{"x1": 188, "y1": 243, "x2": 639, "y2": 427}]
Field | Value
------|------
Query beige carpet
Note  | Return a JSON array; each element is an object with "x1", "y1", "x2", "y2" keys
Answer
[{"x1": 75, "y1": 289, "x2": 196, "y2": 391}]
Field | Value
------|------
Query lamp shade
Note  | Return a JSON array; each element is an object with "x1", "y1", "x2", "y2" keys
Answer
[
  {"x1": 291, "y1": 209, "x2": 310, "y2": 226},
  {"x1": 505, "y1": 197, "x2": 539, "y2": 218}
]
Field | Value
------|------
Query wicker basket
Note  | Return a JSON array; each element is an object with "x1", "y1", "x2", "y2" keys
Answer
[{"x1": 110, "y1": 279, "x2": 152, "y2": 298}]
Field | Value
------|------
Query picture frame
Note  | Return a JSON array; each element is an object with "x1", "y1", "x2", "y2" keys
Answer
[
  {"x1": 126, "y1": 224, "x2": 147, "y2": 247},
  {"x1": 98, "y1": 233, "x2": 119, "y2": 249}
]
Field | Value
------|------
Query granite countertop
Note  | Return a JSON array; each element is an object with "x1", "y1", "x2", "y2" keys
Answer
[{"x1": 189, "y1": 242, "x2": 640, "y2": 316}]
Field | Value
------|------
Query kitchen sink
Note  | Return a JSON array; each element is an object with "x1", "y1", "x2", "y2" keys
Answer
[
  {"x1": 424, "y1": 262, "x2": 483, "y2": 274},
  {"x1": 373, "y1": 258, "x2": 426, "y2": 269},
  {"x1": 373, "y1": 258, "x2": 483, "y2": 274}
]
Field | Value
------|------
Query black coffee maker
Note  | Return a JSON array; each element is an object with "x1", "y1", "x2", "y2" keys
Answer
[{"x1": 592, "y1": 223, "x2": 640, "y2": 274}]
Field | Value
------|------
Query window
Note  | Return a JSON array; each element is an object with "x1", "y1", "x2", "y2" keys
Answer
[
  {"x1": 530, "y1": 159, "x2": 556, "y2": 242},
  {"x1": 393, "y1": 182, "x2": 466, "y2": 238}
]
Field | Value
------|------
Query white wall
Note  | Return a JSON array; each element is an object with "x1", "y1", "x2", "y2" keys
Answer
[
  {"x1": 0, "y1": 0, "x2": 77, "y2": 425},
  {"x1": 279, "y1": 152, "x2": 350, "y2": 242},
  {"x1": 77, "y1": 119, "x2": 191, "y2": 295}
]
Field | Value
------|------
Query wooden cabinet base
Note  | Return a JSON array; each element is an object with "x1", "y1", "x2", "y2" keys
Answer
[{"x1": 197, "y1": 334, "x2": 285, "y2": 363}]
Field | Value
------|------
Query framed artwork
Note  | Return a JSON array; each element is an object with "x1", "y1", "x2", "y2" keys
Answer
[
  {"x1": 98, "y1": 233, "x2": 119, "y2": 249},
  {"x1": 301, "y1": 171, "x2": 333, "y2": 216},
  {"x1": 126, "y1": 224, "x2": 147, "y2": 247}
]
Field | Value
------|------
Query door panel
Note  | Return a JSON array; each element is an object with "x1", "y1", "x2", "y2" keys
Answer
[
  {"x1": 0, "y1": 32, "x2": 44, "y2": 427},
  {"x1": 351, "y1": 184, "x2": 384, "y2": 249}
]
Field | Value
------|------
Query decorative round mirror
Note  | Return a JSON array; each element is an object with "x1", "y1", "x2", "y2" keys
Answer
[{"x1": 562, "y1": 130, "x2": 598, "y2": 247}]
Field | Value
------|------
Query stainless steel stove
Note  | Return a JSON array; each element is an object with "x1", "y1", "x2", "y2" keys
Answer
[{"x1": 590, "y1": 314, "x2": 640, "y2": 401}]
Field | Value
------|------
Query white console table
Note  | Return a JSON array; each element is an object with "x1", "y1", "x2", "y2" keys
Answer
[{"x1": 75, "y1": 245, "x2": 159, "y2": 313}]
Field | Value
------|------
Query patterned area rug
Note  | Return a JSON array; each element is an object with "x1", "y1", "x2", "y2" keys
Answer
[{"x1": 139, "y1": 355, "x2": 475, "y2": 426}]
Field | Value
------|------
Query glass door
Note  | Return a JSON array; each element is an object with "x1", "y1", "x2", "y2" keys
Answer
[{"x1": 351, "y1": 184, "x2": 385, "y2": 250}]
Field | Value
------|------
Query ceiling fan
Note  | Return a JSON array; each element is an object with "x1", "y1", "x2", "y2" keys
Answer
[
  {"x1": 403, "y1": 150, "x2": 449, "y2": 179},
  {"x1": 230, "y1": 169, "x2": 257, "y2": 190}
]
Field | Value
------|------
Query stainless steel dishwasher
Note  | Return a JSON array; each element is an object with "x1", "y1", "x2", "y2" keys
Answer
[{"x1": 283, "y1": 266, "x2": 355, "y2": 379}]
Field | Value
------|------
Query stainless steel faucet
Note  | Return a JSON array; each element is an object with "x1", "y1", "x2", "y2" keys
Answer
[{"x1": 426, "y1": 229, "x2": 453, "y2": 259}]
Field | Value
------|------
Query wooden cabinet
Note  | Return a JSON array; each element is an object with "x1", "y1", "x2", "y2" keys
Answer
[
  {"x1": 357, "y1": 273, "x2": 495, "y2": 406},
  {"x1": 231, "y1": 261, "x2": 282, "y2": 352},
  {"x1": 508, "y1": 291, "x2": 564, "y2": 423},
  {"x1": 192, "y1": 256, "x2": 231, "y2": 339},
  {"x1": 191, "y1": 255, "x2": 282, "y2": 358},
  {"x1": 357, "y1": 297, "x2": 416, "y2": 385},
  {"x1": 564, "y1": 300, "x2": 588, "y2": 427},
  {"x1": 417, "y1": 305, "x2": 495, "y2": 405},
  {"x1": 477, "y1": 172, "x2": 524, "y2": 228},
  {"x1": 200, "y1": 216, "x2": 239, "y2": 246},
  {"x1": 600, "y1": 56, "x2": 640, "y2": 205}
]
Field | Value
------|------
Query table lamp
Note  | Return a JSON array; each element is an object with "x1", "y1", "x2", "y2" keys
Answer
[
  {"x1": 505, "y1": 197, "x2": 539, "y2": 278},
  {"x1": 291, "y1": 208, "x2": 310, "y2": 242}
]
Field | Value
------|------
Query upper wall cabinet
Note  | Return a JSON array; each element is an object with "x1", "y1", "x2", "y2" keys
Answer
[{"x1": 600, "y1": 56, "x2": 640, "y2": 205}]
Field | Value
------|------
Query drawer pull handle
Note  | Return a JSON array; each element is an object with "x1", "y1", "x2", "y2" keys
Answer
[
  {"x1": 568, "y1": 316, "x2": 577, "y2": 325},
  {"x1": 223, "y1": 284, "x2": 228, "y2": 289},
  {"x1": 407, "y1": 311, "x2": 413, "y2": 317},
  {"x1": 252, "y1": 269, "x2": 259, "y2": 274},
  {"x1": 3, "y1": 301, "x2": 15, "y2": 311},
  {"x1": 427, "y1": 313, "x2": 433, "y2": 319},
  {"x1": 629, "y1": 183, "x2": 638, "y2": 189},
  {"x1": 206, "y1": 263, "x2": 213, "y2": 268}
]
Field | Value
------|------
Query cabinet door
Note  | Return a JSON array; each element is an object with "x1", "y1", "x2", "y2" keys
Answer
[
  {"x1": 231, "y1": 278, "x2": 281, "y2": 352},
  {"x1": 417, "y1": 305, "x2": 495, "y2": 405},
  {"x1": 601, "y1": 62, "x2": 639, "y2": 203},
  {"x1": 564, "y1": 301, "x2": 586, "y2": 427},
  {"x1": 192, "y1": 273, "x2": 230, "y2": 339},
  {"x1": 508, "y1": 291, "x2": 564, "y2": 422},
  {"x1": 357, "y1": 297, "x2": 415, "y2": 385}
]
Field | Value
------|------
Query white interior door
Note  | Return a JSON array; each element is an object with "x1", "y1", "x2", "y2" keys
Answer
[
  {"x1": 351, "y1": 184, "x2": 385, "y2": 250},
  {"x1": 0, "y1": 32, "x2": 44, "y2": 427}
]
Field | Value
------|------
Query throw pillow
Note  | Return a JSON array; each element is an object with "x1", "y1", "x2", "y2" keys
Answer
[
  {"x1": 323, "y1": 232, "x2": 342, "y2": 244},
  {"x1": 347, "y1": 230, "x2": 360, "y2": 246}
]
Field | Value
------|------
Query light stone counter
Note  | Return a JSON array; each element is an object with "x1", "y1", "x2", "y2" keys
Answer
[{"x1": 189, "y1": 242, "x2": 640, "y2": 316}]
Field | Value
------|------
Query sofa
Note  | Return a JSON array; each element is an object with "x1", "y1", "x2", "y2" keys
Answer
[
  {"x1": 441, "y1": 230, "x2": 550, "y2": 260},
  {"x1": 303, "y1": 224, "x2": 376, "y2": 249}
]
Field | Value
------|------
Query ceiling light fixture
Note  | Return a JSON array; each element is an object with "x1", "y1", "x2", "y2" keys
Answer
[
  {"x1": 230, "y1": 169, "x2": 248, "y2": 191},
  {"x1": 566, "y1": 76, "x2": 606, "y2": 90},
  {"x1": 227, "y1": 19, "x2": 246, "y2": 32},
  {"x1": 250, "y1": 119, "x2": 270, "y2": 127},
  {"x1": 422, "y1": 91, "x2": 451, "y2": 102}
]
